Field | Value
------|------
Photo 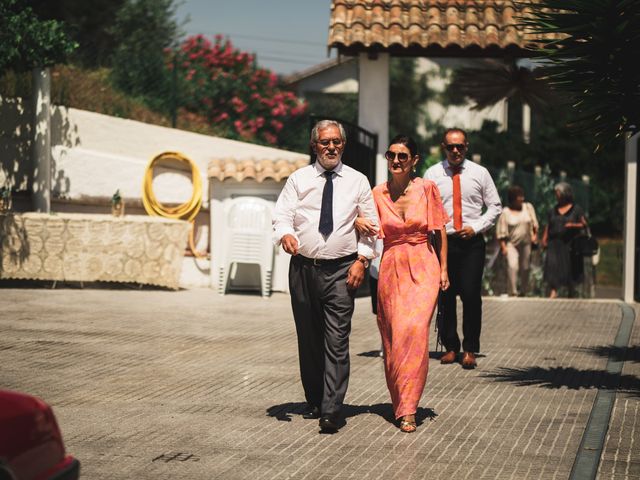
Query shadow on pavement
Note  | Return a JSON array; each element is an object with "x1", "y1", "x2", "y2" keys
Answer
[
  {"x1": 265, "y1": 402, "x2": 306, "y2": 422},
  {"x1": 343, "y1": 404, "x2": 437, "y2": 427},
  {"x1": 357, "y1": 350, "x2": 488, "y2": 361},
  {"x1": 579, "y1": 345, "x2": 640, "y2": 364},
  {"x1": 266, "y1": 402, "x2": 438, "y2": 426},
  {"x1": 481, "y1": 366, "x2": 640, "y2": 396},
  {"x1": 428, "y1": 351, "x2": 487, "y2": 360}
]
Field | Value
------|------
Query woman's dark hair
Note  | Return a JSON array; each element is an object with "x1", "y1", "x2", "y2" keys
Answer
[
  {"x1": 388, "y1": 134, "x2": 418, "y2": 158},
  {"x1": 507, "y1": 185, "x2": 525, "y2": 207}
]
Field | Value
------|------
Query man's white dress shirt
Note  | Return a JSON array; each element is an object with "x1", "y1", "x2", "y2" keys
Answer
[
  {"x1": 273, "y1": 161, "x2": 379, "y2": 259},
  {"x1": 425, "y1": 159, "x2": 501, "y2": 235}
]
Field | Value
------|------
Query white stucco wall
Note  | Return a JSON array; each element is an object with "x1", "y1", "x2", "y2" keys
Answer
[
  {"x1": 48, "y1": 107, "x2": 306, "y2": 206},
  {"x1": 292, "y1": 60, "x2": 359, "y2": 96},
  {"x1": 1, "y1": 101, "x2": 308, "y2": 290}
]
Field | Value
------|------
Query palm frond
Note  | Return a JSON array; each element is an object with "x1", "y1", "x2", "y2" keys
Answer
[
  {"x1": 517, "y1": 0, "x2": 640, "y2": 146},
  {"x1": 448, "y1": 60, "x2": 556, "y2": 111}
]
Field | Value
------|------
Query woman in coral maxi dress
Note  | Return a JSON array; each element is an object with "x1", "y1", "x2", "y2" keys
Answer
[{"x1": 357, "y1": 135, "x2": 449, "y2": 433}]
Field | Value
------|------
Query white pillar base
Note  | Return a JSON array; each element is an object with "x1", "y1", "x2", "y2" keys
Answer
[{"x1": 623, "y1": 132, "x2": 638, "y2": 303}]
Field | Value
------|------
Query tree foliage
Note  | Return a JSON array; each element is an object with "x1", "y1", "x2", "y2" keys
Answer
[
  {"x1": 26, "y1": 0, "x2": 126, "y2": 67},
  {"x1": 110, "y1": 0, "x2": 180, "y2": 108},
  {"x1": 0, "y1": 0, "x2": 77, "y2": 72},
  {"x1": 448, "y1": 59, "x2": 555, "y2": 112},
  {"x1": 389, "y1": 58, "x2": 432, "y2": 143},
  {"x1": 520, "y1": 0, "x2": 640, "y2": 148},
  {"x1": 173, "y1": 35, "x2": 306, "y2": 146}
]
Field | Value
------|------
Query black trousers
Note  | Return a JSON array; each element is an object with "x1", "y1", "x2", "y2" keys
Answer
[
  {"x1": 442, "y1": 235, "x2": 485, "y2": 353},
  {"x1": 289, "y1": 254, "x2": 356, "y2": 416}
]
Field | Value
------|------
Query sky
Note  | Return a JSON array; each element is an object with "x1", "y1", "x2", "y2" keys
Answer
[{"x1": 174, "y1": 0, "x2": 335, "y2": 76}]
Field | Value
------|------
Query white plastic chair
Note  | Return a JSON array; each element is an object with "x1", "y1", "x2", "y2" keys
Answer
[{"x1": 217, "y1": 196, "x2": 274, "y2": 297}]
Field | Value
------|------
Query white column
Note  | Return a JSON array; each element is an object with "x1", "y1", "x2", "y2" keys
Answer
[
  {"x1": 623, "y1": 131, "x2": 638, "y2": 303},
  {"x1": 31, "y1": 67, "x2": 51, "y2": 213},
  {"x1": 522, "y1": 102, "x2": 531, "y2": 144},
  {"x1": 500, "y1": 98, "x2": 509, "y2": 132},
  {"x1": 358, "y1": 53, "x2": 389, "y2": 185}
]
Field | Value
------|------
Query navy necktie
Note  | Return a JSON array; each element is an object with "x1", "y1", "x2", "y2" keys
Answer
[{"x1": 319, "y1": 171, "x2": 334, "y2": 236}]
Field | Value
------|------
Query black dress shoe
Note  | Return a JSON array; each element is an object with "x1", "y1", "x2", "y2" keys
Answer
[
  {"x1": 319, "y1": 414, "x2": 340, "y2": 433},
  {"x1": 301, "y1": 405, "x2": 320, "y2": 419}
]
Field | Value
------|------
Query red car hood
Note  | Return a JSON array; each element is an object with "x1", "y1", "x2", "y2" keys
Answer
[{"x1": 0, "y1": 389, "x2": 67, "y2": 479}]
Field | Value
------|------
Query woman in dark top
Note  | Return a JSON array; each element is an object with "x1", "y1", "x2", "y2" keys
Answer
[{"x1": 542, "y1": 182, "x2": 587, "y2": 298}]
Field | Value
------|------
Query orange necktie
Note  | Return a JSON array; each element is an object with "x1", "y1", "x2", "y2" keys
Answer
[{"x1": 452, "y1": 167, "x2": 462, "y2": 230}]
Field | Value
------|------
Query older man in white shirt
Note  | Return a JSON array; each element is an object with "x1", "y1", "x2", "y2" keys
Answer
[
  {"x1": 273, "y1": 119, "x2": 378, "y2": 433},
  {"x1": 425, "y1": 128, "x2": 501, "y2": 369}
]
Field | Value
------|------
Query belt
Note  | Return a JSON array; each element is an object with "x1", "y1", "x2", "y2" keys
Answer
[
  {"x1": 383, "y1": 233, "x2": 429, "y2": 248},
  {"x1": 295, "y1": 252, "x2": 358, "y2": 266}
]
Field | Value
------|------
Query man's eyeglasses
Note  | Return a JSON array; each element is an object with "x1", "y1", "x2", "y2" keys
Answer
[
  {"x1": 385, "y1": 151, "x2": 410, "y2": 162},
  {"x1": 444, "y1": 143, "x2": 466, "y2": 152},
  {"x1": 316, "y1": 138, "x2": 343, "y2": 147}
]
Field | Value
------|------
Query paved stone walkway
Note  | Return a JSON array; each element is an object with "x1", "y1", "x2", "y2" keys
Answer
[
  {"x1": 0, "y1": 289, "x2": 637, "y2": 479},
  {"x1": 598, "y1": 304, "x2": 640, "y2": 479}
]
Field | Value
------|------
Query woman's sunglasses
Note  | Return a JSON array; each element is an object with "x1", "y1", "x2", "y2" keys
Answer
[{"x1": 385, "y1": 151, "x2": 411, "y2": 161}]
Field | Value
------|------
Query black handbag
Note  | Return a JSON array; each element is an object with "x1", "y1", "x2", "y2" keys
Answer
[
  {"x1": 572, "y1": 226, "x2": 599, "y2": 257},
  {"x1": 429, "y1": 230, "x2": 446, "y2": 352}
]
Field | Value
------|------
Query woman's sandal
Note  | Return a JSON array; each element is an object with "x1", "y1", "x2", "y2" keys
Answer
[{"x1": 400, "y1": 419, "x2": 417, "y2": 433}]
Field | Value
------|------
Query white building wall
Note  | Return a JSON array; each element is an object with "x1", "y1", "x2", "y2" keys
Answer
[
  {"x1": 1, "y1": 102, "x2": 307, "y2": 290},
  {"x1": 48, "y1": 107, "x2": 305, "y2": 204},
  {"x1": 292, "y1": 61, "x2": 359, "y2": 96}
]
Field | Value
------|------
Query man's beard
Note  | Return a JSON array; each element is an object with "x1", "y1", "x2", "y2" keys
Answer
[{"x1": 317, "y1": 152, "x2": 342, "y2": 170}]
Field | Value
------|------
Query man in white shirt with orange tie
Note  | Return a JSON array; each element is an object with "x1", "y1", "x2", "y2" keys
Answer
[
  {"x1": 425, "y1": 128, "x2": 501, "y2": 369},
  {"x1": 273, "y1": 119, "x2": 378, "y2": 432}
]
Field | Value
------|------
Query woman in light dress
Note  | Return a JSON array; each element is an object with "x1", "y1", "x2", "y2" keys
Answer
[{"x1": 496, "y1": 185, "x2": 539, "y2": 296}]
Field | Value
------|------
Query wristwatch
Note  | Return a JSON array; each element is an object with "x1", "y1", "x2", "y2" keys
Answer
[{"x1": 356, "y1": 255, "x2": 370, "y2": 268}]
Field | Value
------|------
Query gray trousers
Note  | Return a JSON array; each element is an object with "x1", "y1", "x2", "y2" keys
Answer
[{"x1": 289, "y1": 254, "x2": 356, "y2": 416}]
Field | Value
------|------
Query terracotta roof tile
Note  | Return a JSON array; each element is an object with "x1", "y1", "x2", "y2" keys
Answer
[
  {"x1": 328, "y1": 0, "x2": 555, "y2": 56},
  {"x1": 207, "y1": 158, "x2": 309, "y2": 183}
]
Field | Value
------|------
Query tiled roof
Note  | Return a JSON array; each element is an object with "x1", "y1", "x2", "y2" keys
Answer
[
  {"x1": 207, "y1": 158, "x2": 310, "y2": 183},
  {"x1": 328, "y1": 0, "x2": 553, "y2": 56}
]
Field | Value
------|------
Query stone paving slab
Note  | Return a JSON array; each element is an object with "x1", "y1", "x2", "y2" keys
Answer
[
  {"x1": 598, "y1": 304, "x2": 640, "y2": 480},
  {"x1": 0, "y1": 289, "x2": 634, "y2": 479}
]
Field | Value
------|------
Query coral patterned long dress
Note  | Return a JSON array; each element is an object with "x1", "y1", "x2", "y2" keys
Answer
[{"x1": 373, "y1": 178, "x2": 449, "y2": 420}]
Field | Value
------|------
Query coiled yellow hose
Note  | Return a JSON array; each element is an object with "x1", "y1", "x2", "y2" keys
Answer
[{"x1": 142, "y1": 151, "x2": 207, "y2": 257}]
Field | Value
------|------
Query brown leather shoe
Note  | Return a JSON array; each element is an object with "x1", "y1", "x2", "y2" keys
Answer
[
  {"x1": 461, "y1": 351, "x2": 477, "y2": 369},
  {"x1": 440, "y1": 350, "x2": 457, "y2": 364}
]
